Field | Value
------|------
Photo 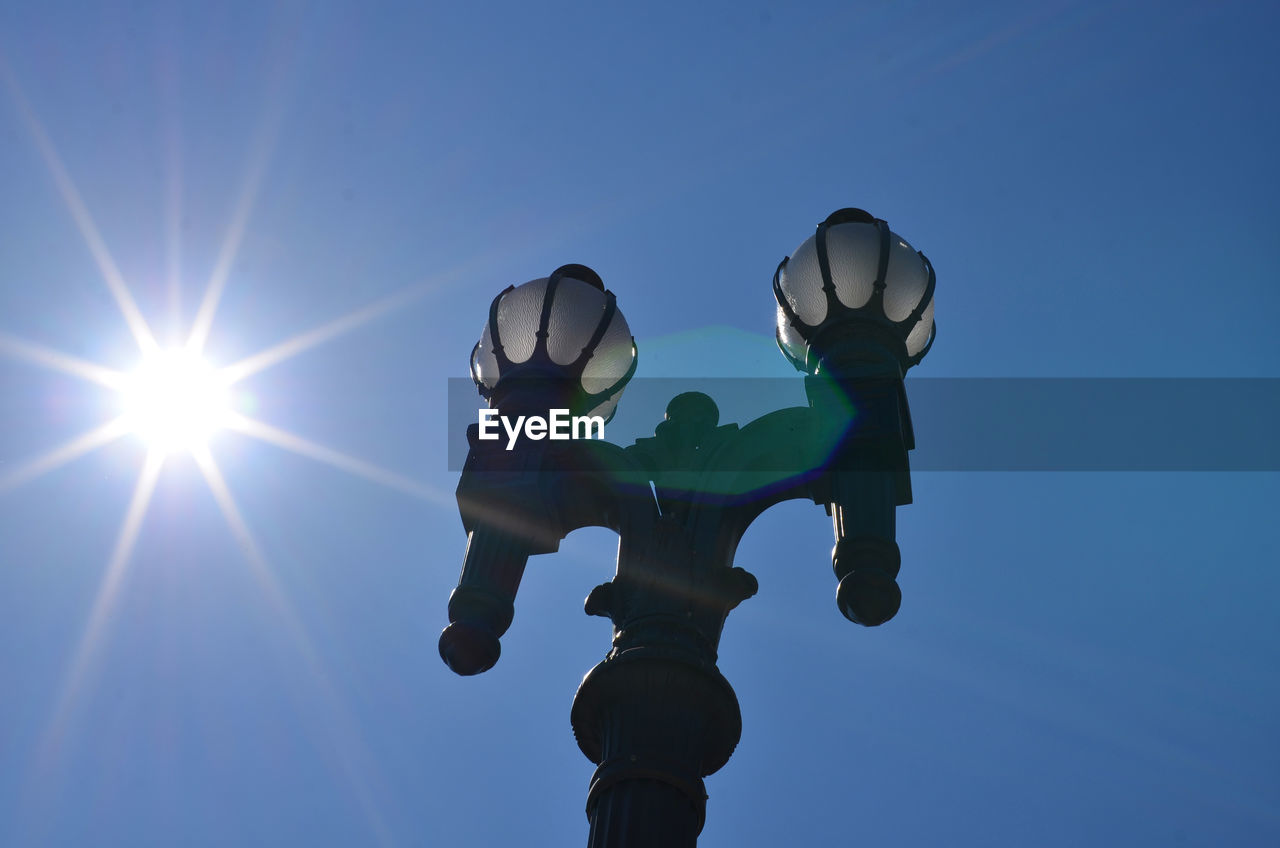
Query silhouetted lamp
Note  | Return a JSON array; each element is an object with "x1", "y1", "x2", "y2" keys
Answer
[
  {"x1": 470, "y1": 263, "x2": 637, "y2": 421},
  {"x1": 774, "y1": 207, "x2": 934, "y2": 375},
  {"x1": 440, "y1": 211, "x2": 938, "y2": 847},
  {"x1": 442, "y1": 264, "x2": 636, "y2": 676},
  {"x1": 774, "y1": 208, "x2": 936, "y2": 626}
]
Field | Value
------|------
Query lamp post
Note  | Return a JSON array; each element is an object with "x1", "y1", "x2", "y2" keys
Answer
[{"x1": 440, "y1": 209, "x2": 936, "y2": 847}]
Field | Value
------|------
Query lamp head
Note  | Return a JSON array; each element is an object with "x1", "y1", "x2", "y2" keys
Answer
[
  {"x1": 774, "y1": 208, "x2": 935, "y2": 378},
  {"x1": 471, "y1": 264, "x2": 636, "y2": 421}
]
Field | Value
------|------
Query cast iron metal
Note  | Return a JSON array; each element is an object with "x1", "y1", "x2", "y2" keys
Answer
[{"x1": 440, "y1": 210, "x2": 932, "y2": 847}]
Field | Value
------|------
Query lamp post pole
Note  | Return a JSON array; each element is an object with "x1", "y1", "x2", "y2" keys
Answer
[{"x1": 440, "y1": 210, "x2": 937, "y2": 847}]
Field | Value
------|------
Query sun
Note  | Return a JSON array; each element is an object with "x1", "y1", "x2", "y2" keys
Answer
[
  {"x1": 119, "y1": 348, "x2": 232, "y2": 454},
  {"x1": 0, "y1": 60, "x2": 462, "y2": 841}
]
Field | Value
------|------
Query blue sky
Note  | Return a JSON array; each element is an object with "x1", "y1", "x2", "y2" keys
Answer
[{"x1": 1, "y1": 1, "x2": 1277, "y2": 845}]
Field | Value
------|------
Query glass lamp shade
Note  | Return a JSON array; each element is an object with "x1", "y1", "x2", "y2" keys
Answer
[
  {"x1": 774, "y1": 208, "x2": 935, "y2": 374},
  {"x1": 471, "y1": 264, "x2": 636, "y2": 421}
]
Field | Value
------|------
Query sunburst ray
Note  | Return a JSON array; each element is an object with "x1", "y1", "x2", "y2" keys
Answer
[
  {"x1": 224, "y1": 412, "x2": 446, "y2": 504},
  {"x1": 191, "y1": 447, "x2": 312, "y2": 661},
  {"x1": 0, "y1": 416, "x2": 132, "y2": 494},
  {"x1": 0, "y1": 62, "x2": 157, "y2": 354},
  {"x1": 162, "y1": 88, "x2": 185, "y2": 346},
  {"x1": 184, "y1": 24, "x2": 297, "y2": 356},
  {"x1": 183, "y1": 128, "x2": 276, "y2": 355},
  {"x1": 192, "y1": 447, "x2": 395, "y2": 846},
  {"x1": 35, "y1": 450, "x2": 164, "y2": 771},
  {"x1": 0, "y1": 333, "x2": 128, "y2": 390},
  {"x1": 218, "y1": 279, "x2": 446, "y2": 386}
]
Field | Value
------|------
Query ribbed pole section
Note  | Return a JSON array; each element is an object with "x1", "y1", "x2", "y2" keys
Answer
[{"x1": 572, "y1": 628, "x2": 742, "y2": 848}]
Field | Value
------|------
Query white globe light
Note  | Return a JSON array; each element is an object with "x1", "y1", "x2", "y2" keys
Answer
[
  {"x1": 774, "y1": 209, "x2": 935, "y2": 373},
  {"x1": 471, "y1": 264, "x2": 636, "y2": 421}
]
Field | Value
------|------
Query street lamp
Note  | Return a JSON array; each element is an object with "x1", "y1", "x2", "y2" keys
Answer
[
  {"x1": 469, "y1": 262, "x2": 637, "y2": 422},
  {"x1": 441, "y1": 209, "x2": 936, "y2": 847},
  {"x1": 773, "y1": 208, "x2": 935, "y2": 626}
]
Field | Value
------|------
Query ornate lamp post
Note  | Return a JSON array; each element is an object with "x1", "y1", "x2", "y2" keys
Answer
[{"x1": 440, "y1": 210, "x2": 936, "y2": 846}]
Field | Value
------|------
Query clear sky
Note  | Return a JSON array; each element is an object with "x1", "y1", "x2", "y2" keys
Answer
[{"x1": 1, "y1": 1, "x2": 1277, "y2": 846}]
